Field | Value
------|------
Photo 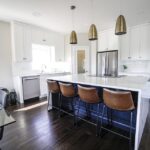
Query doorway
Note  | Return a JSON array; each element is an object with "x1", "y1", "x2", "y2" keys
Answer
[{"x1": 72, "y1": 46, "x2": 90, "y2": 74}]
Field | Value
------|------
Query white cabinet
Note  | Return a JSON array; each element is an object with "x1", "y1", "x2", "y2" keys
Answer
[
  {"x1": 40, "y1": 74, "x2": 48, "y2": 98},
  {"x1": 31, "y1": 28, "x2": 48, "y2": 45},
  {"x1": 140, "y1": 24, "x2": 150, "y2": 60},
  {"x1": 99, "y1": 31, "x2": 108, "y2": 51},
  {"x1": 31, "y1": 28, "x2": 65, "y2": 62},
  {"x1": 130, "y1": 26, "x2": 140, "y2": 60},
  {"x1": 120, "y1": 23, "x2": 150, "y2": 61},
  {"x1": 120, "y1": 31, "x2": 130, "y2": 60},
  {"x1": 11, "y1": 22, "x2": 32, "y2": 62},
  {"x1": 99, "y1": 29, "x2": 119, "y2": 52}
]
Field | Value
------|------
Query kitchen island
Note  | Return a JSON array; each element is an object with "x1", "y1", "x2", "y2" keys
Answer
[{"x1": 47, "y1": 74, "x2": 150, "y2": 150}]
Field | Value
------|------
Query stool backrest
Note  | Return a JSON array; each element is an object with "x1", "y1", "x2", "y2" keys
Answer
[
  {"x1": 47, "y1": 80, "x2": 60, "y2": 93},
  {"x1": 103, "y1": 88, "x2": 135, "y2": 111},
  {"x1": 59, "y1": 82, "x2": 75, "y2": 97},
  {"x1": 78, "y1": 85, "x2": 100, "y2": 103}
]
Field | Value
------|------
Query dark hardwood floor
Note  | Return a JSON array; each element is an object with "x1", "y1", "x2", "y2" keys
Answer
[{"x1": 0, "y1": 99, "x2": 149, "y2": 150}]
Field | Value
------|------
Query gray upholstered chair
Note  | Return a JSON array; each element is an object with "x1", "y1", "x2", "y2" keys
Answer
[{"x1": 0, "y1": 90, "x2": 7, "y2": 108}]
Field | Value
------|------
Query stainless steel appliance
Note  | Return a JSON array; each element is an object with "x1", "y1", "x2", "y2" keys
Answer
[
  {"x1": 96, "y1": 50, "x2": 118, "y2": 77},
  {"x1": 22, "y1": 76, "x2": 40, "y2": 100}
]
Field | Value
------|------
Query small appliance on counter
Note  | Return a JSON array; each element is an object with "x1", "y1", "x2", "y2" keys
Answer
[{"x1": 96, "y1": 50, "x2": 118, "y2": 77}]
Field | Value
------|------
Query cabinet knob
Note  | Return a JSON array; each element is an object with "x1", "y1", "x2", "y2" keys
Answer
[
  {"x1": 43, "y1": 39, "x2": 46, "y2": 42},
  {"x1": 128, "y1": 57, "x2": 131, "y2": 59},
  {"x1": 23, "y1": 57, "x2": 27, "y2": 60}
]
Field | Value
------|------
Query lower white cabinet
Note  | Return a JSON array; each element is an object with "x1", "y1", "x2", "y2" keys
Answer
[{"x1": 40, "y1": 74, "x2": 48, "y2": 98}]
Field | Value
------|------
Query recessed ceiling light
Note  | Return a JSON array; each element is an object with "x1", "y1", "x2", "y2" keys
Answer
[{"x1": 32, "y1": 12, "x2": 41, "y2": 17}]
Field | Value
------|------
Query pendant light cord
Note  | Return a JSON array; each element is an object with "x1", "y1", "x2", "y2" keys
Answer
[{"x1": 91, "y1": 0, "x2": 94, "y2": 23}]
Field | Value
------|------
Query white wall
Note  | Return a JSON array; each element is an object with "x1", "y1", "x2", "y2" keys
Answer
[{"x1": 0, "y1": 21, "x2": 13, "y2": 90}]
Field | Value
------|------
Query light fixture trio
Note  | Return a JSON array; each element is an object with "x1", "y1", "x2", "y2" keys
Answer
[{"x1": 70, "y1": 0, "x2": 127, "y2": 45}]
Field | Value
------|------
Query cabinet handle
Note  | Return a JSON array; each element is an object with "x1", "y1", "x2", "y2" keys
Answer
[
  {"x1": 128, "y1": 57, "x2": 131, "y2": 59},
  {"x1": 23, "y1": 58, "x2": 27, "y2": 60},
  {"x1": 43, "y1": 39, "x2": 46, "y2": 42}
]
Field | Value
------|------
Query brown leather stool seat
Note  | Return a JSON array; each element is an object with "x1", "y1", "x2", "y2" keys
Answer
[
  {"x1": 47, "y1": 80, "x2": 60, "y2": 111},
  {"x1": 100, "y1": 88, "x2": 135, "y2": 150},
  {"x1": 59, "y1": 82, "x2": 77, "y2": 124},
  {"x1": 77, "y1": 85, "x2": 101, "y2": 136}
]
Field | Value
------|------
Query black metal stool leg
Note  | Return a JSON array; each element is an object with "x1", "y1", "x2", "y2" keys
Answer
[
  {"x1": 96, "y1": 103, "x2": 100, "y2": 136},
  {"x1": 71, "y1": 99, "x2": 76, "y2": 126},
  {"x1": 59, "y1": 94, "x2": 62, "y2": 117},
  {"x1": 99, "y1": 105, "x2": 105, "y2": 136},
  {"x1": 129, "y1": 111, "x2": 133, "y2": 150},
  {"x1": 47, "y1": 92, "x2": 51, "y2": 111},
  {"x1": 76, "y1": 99, "x2": 81, "y2": 126},
  {"x1": 0, "y1": 127, "x2": 4, "y2": 140}
]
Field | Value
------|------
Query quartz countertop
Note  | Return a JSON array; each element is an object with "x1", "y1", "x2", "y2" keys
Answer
[
  {"x1": 47, "y1": 74, "x2": 150, "y2": 99},
  {"x1": 17, "y1": 72, "x2": 71, "y2": 78}
]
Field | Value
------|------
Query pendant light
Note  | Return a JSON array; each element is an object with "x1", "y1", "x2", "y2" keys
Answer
[
  {"x1": 115, "y1": 0, "x2": 127, "y2": 35},
  {"x1": 88, "y1": 0, "x2": 98, "y2": 40},
  {"x1": 70, "y1": 5, "x2": 77, "y2": 44}
]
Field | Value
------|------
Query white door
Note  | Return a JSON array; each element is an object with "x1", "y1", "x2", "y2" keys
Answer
[{"x1": 72, "y1": 46, "x2": 90, "y2": 74}]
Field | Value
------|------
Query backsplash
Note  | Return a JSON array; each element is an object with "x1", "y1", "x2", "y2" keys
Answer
[{"x1": 119, "y1": 60, "x2": 150, "y2": 74}]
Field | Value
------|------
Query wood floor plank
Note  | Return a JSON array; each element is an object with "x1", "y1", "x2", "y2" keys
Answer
[{"x1": 0, "y1": 99, "x2": 149, "y2": 150}]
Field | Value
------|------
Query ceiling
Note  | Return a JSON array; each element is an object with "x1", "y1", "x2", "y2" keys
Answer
[{"x1": 0, "y1": 0, "x2": 150, "y2": 33}]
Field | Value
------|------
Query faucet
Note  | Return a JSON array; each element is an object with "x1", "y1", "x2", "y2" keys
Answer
[{"x1": 41, "y1": 64, "x2": 47, "y2": 74}]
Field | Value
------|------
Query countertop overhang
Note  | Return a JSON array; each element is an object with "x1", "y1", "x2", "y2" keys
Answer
[{"x1": 47, "y1": 74, "x2": 150, "y2": 99}]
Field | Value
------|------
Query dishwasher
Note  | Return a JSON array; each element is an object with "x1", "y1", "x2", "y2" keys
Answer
[{"x1": 22, "y1": 76, "x2": 40, "y2": 101}]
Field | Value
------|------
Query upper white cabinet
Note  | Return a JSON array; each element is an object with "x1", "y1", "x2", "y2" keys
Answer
[
  {"x1": 31, "y1": 27, "x2": 65, "y2": 62},
  {"x1": 120, "y1": 30, "x2": 130, "y2": 60},
  {"x1": 99, "y1": 29, "x2": 119, "y2": 51},
  {"x1": 120, "y1": 23, "x2": 150, "y2": 61},
  {"x1": 11, "y1": 21, "x2": 32, "y2": 62},
  {"x1": 140, "y1": 24, "x2": 150, "y2": 60},
  {"x1": 130, "y1": 26, "x2": 140, "y2": 60}
]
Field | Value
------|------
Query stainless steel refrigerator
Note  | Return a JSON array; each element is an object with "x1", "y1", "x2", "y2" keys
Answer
[{"x1": 96, "y1": 50, "x2": 118, "y2": 77}]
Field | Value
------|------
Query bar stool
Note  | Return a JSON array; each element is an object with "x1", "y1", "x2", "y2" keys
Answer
[
  {"x1": 59, "y1": 82, "x2": 76, "y2": 125},
  {"x1": 47, "y1": 80, "x2": 60, "y2": 112},
  {"x1": 100, "y1": 88, "x2": 135, "y2": 150},
  {"x1": 77, "y1": 85, "x2": 101, "y2": 136}
]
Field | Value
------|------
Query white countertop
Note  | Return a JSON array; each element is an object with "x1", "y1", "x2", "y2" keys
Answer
[
  {"x1": 47, "y1": 74, "x2": 150, "y2": 99},
  {"x1": 17, "y1": 72, "x2": 71, "y2": 78}
]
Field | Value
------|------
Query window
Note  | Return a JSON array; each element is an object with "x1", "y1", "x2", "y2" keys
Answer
[{"x1": 32, "y1": 44, "x2": 55, "y2": 71}]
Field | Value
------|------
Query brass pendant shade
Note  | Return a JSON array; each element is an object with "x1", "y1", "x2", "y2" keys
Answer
[
  {"x1": 70, "y1": 30, "x2": 77, "y2": 44},
  {"x1": 88, "y1": 24, "x2": 98, "y2": 40},
  {"x1": 115, "y1": 15, "x2": 127, "y2": 35}
]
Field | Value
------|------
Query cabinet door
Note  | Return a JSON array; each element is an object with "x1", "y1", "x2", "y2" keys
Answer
[
  {"x1": 120, "y1": 32, "x2": 130, "y2": 60},
  {"x1": 14, "y1": 23, "x2": 24, "y2": 62},
  {"x1": 130, "y1": 26, "x2": 140, "y2": 60},
  {"x1": 40, "y1": 75, "x2": 48, "y2": 97},
  {"x1": 98, "y1": 31, "x2": 108, "y2": 51},
  {"x1": 31, "y1": 28, "x2": 44, "y2": 44},
  {"x1": 23, "y1": 25, "x2": 32, "y2": 61},
  {"x1": 108, "y1": 30, "x2": 119, "y2": 50},
  {"x1": 140, "y1": 24, "x2": 150, "y2": 60}
]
